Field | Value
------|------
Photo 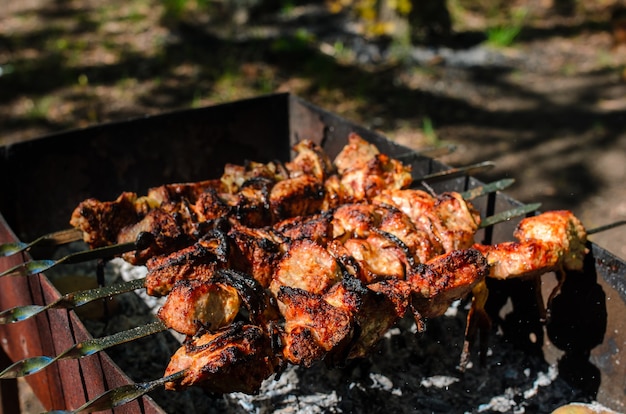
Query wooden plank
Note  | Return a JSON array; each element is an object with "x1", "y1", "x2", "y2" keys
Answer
[{"x1": 0, "y1": 347, "x2": 19, "y2": 414}]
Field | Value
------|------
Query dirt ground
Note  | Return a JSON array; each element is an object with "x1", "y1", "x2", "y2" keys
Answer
[
  {"x1": 1, "y1": 0, "x2": 625, "y2": 259},
  {"x1": 1, "y1": 0, "x2": 626, "y2": 412}
]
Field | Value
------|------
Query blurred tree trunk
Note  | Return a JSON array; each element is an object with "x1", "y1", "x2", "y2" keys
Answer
[{"x1": 408, "y1": 0, "x2": 452, "y2": 45}]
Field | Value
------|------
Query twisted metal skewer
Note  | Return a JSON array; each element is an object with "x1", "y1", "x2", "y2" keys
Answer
[
  {"x1": 0, "y1": 277, "x2": 145, "y2": 324},
  {"x1": 0, "y1": 241, "x2": 137, "y2": 278},
  {"x1": 0, "y1": 320, "x2": 167, "y2": 379},
  {"x1": 0, "y1": 179, "x2": 516, "y2": 280},
  {"x1": 0, "y1": 228, "x2": 83, "y2": 258},
  {"x1": 0, "y1": 158, "x2": 492, "y2": 259},
  {"x1": 0, "y1": 200, "x2": 538, "y2": 327},
  {"x1": 44, "y1": 369, "x2": 187, "y2": 414}
]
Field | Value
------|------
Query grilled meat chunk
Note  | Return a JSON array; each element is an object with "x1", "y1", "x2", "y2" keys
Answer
[
  {"x1": 164, "y1": 323, "x2": 279, "y2": 394},
  {"x1": 473, "y1": 211, "x2": 588, "y2": 280},
  {"x1": 339, "y1": 234, "x2": 411, "y2": 283},
  {"x1": 514, "y1": 210, "x2": 588, "y2": 271},
  {"x1": 227, "y1": 224, "x2": 286, "y2": 288},
  {"x1": 70, "y1": 192, "x2": 149, "y2": 248},
  {"x1": 270, "y1": 238, "x2": 342, "y2": 296},
  {"x1": 273, "y1": 211, "x2": 333, "y2": 245},
  {"x1": 325, "y1": 276, "x2": 407, "y2": 360},
  {"x1": 147, "y1": 180, "x2": 223, "y2": 205},
  {"x1": 145, "y1": 235, "x2": 227, "y2": 296},
  {"x1": 269, "y1": 175, "x2": 325, "y2": 221},
  {"x1": 117, "y1": 207, "x2": 193, "y2": 265},
  {"x1": 158, "y1": 279, "x2": 241, "y2": 335},
  {"x1": 334, "y1": 134, "x2": 412, "y2": 202},
  {"x1": 276, "y1": 286, "x2": 352, "y2": 367},
  {"x1": 473, "y1": 240, "x2": 563, "y2": 280},
  {"x1": 409, "y1": 248, "x2": 489, "y2": 318},
  {"x1": 285, "y1": 139, "x2": 334, "y2": 181},
  {"x1": 374, "y1": 189, "x2": 480, "y2": 253}
]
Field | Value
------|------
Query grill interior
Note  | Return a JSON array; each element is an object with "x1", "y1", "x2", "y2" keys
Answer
[{"x1": 0, "y1": 93, "x2": 624, "y2": 413}]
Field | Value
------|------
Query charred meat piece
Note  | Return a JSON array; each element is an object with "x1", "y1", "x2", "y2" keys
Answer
[
  {"x1": 430, "y1": 192, "x2": 481, "y2": 252},
  {"x1": 333, "y1": 133, "x2": 382, "y2": 175},
  {"x1": 273, "y1": 211, "x2": 333, "y2": 245},
  {"x1": 70, "y1": 192, "x2": 149, "y2": 248},
  {"x1": 270, "y1": 238, "x2": 342, "y2": 296},
  {"x1": 374, "y1": 189, "x2": 480, "y2": 253},
  {"x1": 219, "y1": 161, "x2": 286, "y2": 194},
  {"x1": 339, "y1": 234, "x2": 411, "y2": 283},
  {"x1": 145, "y1": 234, "x2": 228, "y2": 296},
  {"x1": 117, "y1": 207, "x2": 194, "y2": 265},
  {"x1": 514, "y1": 210, "x2": 588, "y2": 271},
  {"x1": 164, "y1": 322, "x2": 279, "y2": 394},
  {"x1": 325, "y1": 276, "x2": 407, "y2": 360},
  {"x1": 269, "y1": 175, "x2": 325, "y2": 221},
  {"x1": 158, "y1": 269, "x2": 272, "y2": 336},
  {"x1": 473, "y1": 210, "x2": 588, "y2": 280},
  {"x1": 227, "y1": 224, "x2": 286, "y2": 288},
  {"x1": 285, "y1": 139, "x2": 334, "y2": 181},
  {"x1": 473, "y1": 240, "x2": 564, "y2": 280},
  {"x1": 335, "y1": 136, "x2": 412, "y2": 202},
  {"x1": 147, "y1": 180, "x2": 223, "y2": 205},
  {"x1": 409, "y1": 248, "x2": 489, "y2": 319},
  {"x1": 276, "y1": 286, "x2": 353, "y2": 367},
  {"x1": 158, "y1": 279, "x2": 241, "y2": 336}
]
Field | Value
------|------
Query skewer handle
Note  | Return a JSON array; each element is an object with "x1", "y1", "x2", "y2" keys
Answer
[
  {"x1": 44, "y1": 370, "x2": 187, "y2": 414},
  {"x1": 0, "y1": 228, "x2": 83, "y2": 258},
  {"x1": 0, "y1": 320, "x2": 167, "y2": 379},
  {"x1": 0, "y1": 277, "x2": 146, "y2": 324}
]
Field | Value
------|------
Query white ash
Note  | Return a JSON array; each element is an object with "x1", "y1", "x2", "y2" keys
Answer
[
  {"x1": 420, "y1": 375, "x2": 460, "y2": 389},
  {"x1": 109, "y1": 257, "x2": 164, "y2": 314}
]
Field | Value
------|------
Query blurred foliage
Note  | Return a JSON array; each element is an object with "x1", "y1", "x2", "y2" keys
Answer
[
  {"x1": 328, "y1": 0, "x2": 412, "y2": 37},
  {"x1": 485, "y1": 6, "x2": 528, "y2": 47}
]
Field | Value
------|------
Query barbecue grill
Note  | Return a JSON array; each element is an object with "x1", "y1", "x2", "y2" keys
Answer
[{"x1": 0, "y1": 93, "x2": 624, "y2": 413}]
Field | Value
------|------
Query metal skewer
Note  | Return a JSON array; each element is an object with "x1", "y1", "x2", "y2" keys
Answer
[
  {"x1": 44, "y1": 369, "x2": 187, "y2": 414},
  {"x1": 587, "y1": 219, "x2": 626, "y2": 235},
  {"x1": 478, "y1": 203, "x2": 542, "y2": 228},
  {"x1": 0, "y1": 277, "x2": 145, "y2": 324},
  {"x1": 0, "y1": 228, "x2": 83, "y2": 258},
  {"x1": 0, "y1": 320, "x2": 167, "y2": 379},
  {"x1": 395, "y1": 144, "x2": 458, "y2": 161},
  {"x1": 0, "y1": 200, "x2": 539, "y2": 325},
  {"x1": 413, "y1": 161, "x2": 496, "y2": 184},
  {"x1": 0, "y1": 241, "x2": 137, "y2": 278},
  {"x1": 461, "y1": 178, "x2": 514, "y2": 200},
  {"x1": 0, "y1": 180, "x2": 515, "y2": 281}
]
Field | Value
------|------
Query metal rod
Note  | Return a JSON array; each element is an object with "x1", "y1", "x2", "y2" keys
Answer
[
  {"x1": 0, "y1": 241, "x2": 136, "y2": 278},
  {"x1": 394, "y1": 144, "x2": 457, "y2": 161},
  {"x1": 413, "y1": 161, "x2": 496, "y2": 184},
  {"x1": 461, "y1": 178, "x2": 515, "y2": 201},
  {"x1": 0, "y1": 228, "x2": 83, "y2": 258},
  {"x1": 0, "y1": 320, "x2": 166, "y2": 379},
  {"x1": 44, "y1": 369, "x2": 187, "y2": 414},
  {"x1": 587, "y1": 219, "x2": 626, "y2": 235},
  {"x1": 0, "y1": 277, "x2": 145, "y2": 324},
  {"x1": 478, "y1": 203, "x2": 542, "y2": 229}
]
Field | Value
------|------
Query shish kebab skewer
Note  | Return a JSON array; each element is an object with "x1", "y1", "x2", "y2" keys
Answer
[
  {"x1": 0, "y1": 178, "x2": 515, "y2": 279},
  {"x1": 63, "y1": 135, "x2": 489, "y2": 266},
  {"x1": 0, "y1": 161, "x2": 495, "y2": 259},
  {"x1": 0, "y1": 190, "x2": 536, "y2": 324}
]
